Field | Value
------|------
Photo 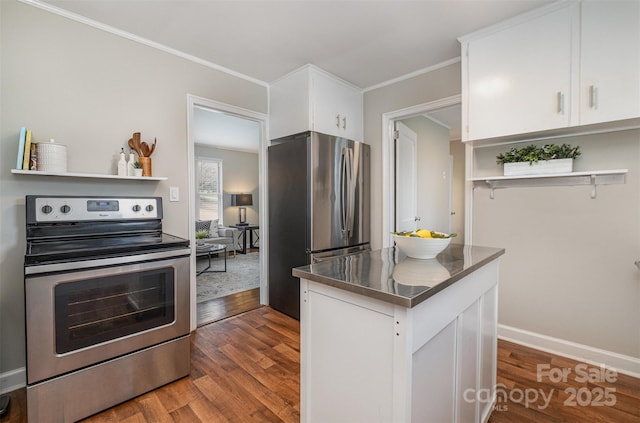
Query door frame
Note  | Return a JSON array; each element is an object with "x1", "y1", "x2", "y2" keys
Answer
[
  {"x1": 394, "y1": 121, "x2": 418, "y2": 233},
  {"x1": 186, "y1": 94, "x2": 269, "y2": 331},
  {"x1": 381, "y1": 94, "x2": 461, "y2": 248}
]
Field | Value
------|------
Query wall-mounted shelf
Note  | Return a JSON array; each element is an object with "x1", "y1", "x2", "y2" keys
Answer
[
  {"x1": 469, "y1": 169, "x2": 628, "y2": 199},
  {"x1": 11, "y1": 169, "x2": 167, "y2": 181}
]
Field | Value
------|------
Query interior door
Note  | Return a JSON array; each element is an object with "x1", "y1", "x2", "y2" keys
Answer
[{"x1": 395, "y1": 121, "x2": 418, "y2": 232}]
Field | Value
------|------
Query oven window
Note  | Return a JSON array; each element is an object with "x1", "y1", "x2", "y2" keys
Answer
[{"x1": 54, "y1": 267, "x2": 175, "y2": 354}]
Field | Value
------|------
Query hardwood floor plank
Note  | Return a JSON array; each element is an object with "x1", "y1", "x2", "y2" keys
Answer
[
  {"x1": 3, "y1": 308, "x2": 639, "y2": 423},
  {"x1": 185, "y1": 397, "x2": 227, "y2": 422},
  {"x1": 197, "y1": 288, "x2": 260, "y2": 327},
  {"x1": 488, "y1": 339, "x2": 640, "y2": 423}
]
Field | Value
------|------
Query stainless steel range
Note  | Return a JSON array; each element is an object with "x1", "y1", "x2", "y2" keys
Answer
[{"x1": 24, "y1": 195, "x2": 191, "y2": 422}]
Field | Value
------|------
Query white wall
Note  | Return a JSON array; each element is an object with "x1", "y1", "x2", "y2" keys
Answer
[
  {"x1": 0, "y1": 0, "x2": 267, "y2": 390},
  {"x1": 400, "y1": 116, "x2": 450, "y2": 233},
  {"x1": 194, "y1": 145, "x2": 259, "y2": 226},
  {"x1": 473, "y1": 130, "x2": 640, "y2": 359},
  {"x1": 363, "y1": 62, "x2": 462, "y2": 250}
]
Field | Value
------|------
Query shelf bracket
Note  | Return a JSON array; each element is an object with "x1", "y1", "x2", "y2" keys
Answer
[
  {"x1": 485, "y1": 181, "x2": 496, "y2": 199},
  {"x1": 590, "y1": 175, "x2": 597, "y2": 199}
]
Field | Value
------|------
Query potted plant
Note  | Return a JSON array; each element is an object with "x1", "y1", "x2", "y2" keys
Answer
[
  {"x1": 133, "y1": 161, "x2": 143, "y2": 177},
  {"x1": 496, "y1": 143, "x2": 581, "y2": 176},
  {"x1": 195, "y1": 230, "x2": 209, "y2": 245}
]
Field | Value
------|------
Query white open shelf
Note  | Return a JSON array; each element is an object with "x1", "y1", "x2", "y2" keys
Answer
[
  {"x1": 11, "y1": 169, "x2": 167, "y2": 181},
  {"x1": 469, "y1": 169, "x2": 628, "y2": 199}
]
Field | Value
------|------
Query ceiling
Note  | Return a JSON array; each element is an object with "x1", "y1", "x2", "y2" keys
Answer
[{"x1": 38, "y1": 0, "x2": 551, "y2": 150}]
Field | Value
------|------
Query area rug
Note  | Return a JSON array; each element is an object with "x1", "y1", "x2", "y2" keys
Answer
[{"x1": 196, "y1": 252, "x2": 260, "y2": 303}]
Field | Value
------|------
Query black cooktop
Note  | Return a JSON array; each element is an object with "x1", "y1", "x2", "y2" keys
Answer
[{"x1": 25, "y1": 232, "x2": 190, "y2": 266}]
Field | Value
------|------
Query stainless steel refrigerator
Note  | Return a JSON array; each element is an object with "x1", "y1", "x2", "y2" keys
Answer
[{"x1": 268, "y1": 131, "x2": 370, "y2": 319}]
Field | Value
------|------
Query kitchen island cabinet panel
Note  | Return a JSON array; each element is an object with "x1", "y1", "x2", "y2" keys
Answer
[
  {"x1": 410, "y1": 320, "x2": 456, "y2": 422},
  {"x1": 302, "y1": 287, "x2": 394, "y2": 422},
  {"x1": 297, "y1": 246, "x2": 503, "y2": 423}
]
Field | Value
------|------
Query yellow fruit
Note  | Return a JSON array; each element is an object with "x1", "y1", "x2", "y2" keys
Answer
[{"x1": 415, "y1": 229, "x2": 432, "y2": 238}]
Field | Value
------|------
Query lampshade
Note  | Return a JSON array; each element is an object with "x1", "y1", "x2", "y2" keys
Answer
[{"x1": 231, "y1": 193, "x2": 253, "y2": 207}]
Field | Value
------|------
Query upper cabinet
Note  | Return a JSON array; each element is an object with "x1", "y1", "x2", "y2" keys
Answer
[
  {"x1": 579, "y1": 1, "x2": 640, "y2": 125},
  {"x1": 270, "y1": 65, "x2": 363, "y2": 141},
  {"x1": 460, "y1": 1, "x2": 640, "y2": 142}
]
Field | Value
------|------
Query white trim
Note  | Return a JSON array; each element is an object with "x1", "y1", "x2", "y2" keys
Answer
[
  {"x1": 381, "y1": 95, "x2": 461, "y2": 249},
  {"x1": 498, "y1": 324, "x2": 640, "y2": 379},
  {"x1": 422, "y1": 113, "x2": 451, "y2": 130},
  {"x1": 19, "y1": 0, "x2": 268, "y2": 88},
  {"x1": 363, "y1": 57, "x2": 461, "y2": 92},
  {"x1": 0, "y1": 367, "x2": 25, "y2": 394},
  {"x1": 457, "y1": 0, "x2": 576, "y2": 43},
  {"x1": 186, "y1": 95, "x2": 269, "y2": 331}
]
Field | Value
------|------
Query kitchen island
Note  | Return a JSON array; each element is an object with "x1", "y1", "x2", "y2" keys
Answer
[{"x1": 292, "y1": 244, "x2": 504, "y2": 423}]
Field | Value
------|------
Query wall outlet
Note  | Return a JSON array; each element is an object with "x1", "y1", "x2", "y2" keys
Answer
[{"x1": 169, "y1": 186, "x2": 179, "y2": 202}]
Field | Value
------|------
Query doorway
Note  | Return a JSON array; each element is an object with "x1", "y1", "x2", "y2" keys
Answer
[
  {"x1": 382, "y1": 95, "x2": 464, "y2": 248},
  {"x1": 187, "y1": 95, "x2": 268, "y2": 329}
]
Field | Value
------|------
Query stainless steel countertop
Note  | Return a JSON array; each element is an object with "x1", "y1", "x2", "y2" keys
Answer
[{"x1": 292, "y1": 244, "x2": 505, "y2": 308}]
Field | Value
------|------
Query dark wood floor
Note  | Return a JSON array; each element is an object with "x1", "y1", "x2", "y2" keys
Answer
[
  {"x1": 197, "y1": 246, "x2": 261, "y2": 327},
  {"x1": 488, "y1": 340, "x2": 640, "y2": 423},
  {"x1": 2, "y1": 308, "x2": 638, "y2": 422},
  {"x1": 197, "y1": 288, "x2": 261, "y2": 327}
]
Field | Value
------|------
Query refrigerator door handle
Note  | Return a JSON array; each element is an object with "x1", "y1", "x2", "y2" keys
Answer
[
  {"x1": 340, "y1": 147, "x2": 355, "y2": 239},
  {"x1": 347, "y1": 147, "x2": 355, "y2": 237},
  {"x1": 340, "y1": 148, "x2": 349, "y2": 236}
]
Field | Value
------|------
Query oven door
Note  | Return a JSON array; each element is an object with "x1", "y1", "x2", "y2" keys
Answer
[{"x1": 25, "y1": 252, "x2": 190, "y2": 385}]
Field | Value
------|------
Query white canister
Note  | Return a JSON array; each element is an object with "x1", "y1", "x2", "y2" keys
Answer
[{"x1": 37, "y1": 139, "x2": 67, "y2": 173}]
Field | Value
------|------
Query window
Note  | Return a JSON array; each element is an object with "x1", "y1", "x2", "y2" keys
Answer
[{"x1": 196, "y1": 158, "x2": 223, "y2": 222}]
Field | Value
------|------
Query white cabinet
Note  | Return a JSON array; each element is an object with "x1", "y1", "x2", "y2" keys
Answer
[
  {"x1": 300, "y1": 260, "x2": 500, "y2": 423},
  {"x1": 461, "y1": 1, "x2": 640, "y2": 142},
  {"x1": 579, "y1": 1, "x2": 640, "y2": 125},
  {"x1": 270, "y1": 65, "x2": 363, "y2": 141},
  {"x1": 463, "y1": 3, "x2": 577, "y2": 141}
]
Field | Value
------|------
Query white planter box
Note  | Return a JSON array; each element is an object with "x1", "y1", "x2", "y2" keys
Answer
[{"x1": 503, "y1": 158, "x2": 573, "y2": 176}]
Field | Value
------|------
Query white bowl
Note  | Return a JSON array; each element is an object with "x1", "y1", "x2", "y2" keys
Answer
[{"x1": 392, "y1": 234, "x2": 451, "y2": 259}]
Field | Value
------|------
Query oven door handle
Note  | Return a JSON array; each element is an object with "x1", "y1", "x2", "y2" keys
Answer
[{"x1": 24, "y1": 248, "x2": 191, "y2": 275}]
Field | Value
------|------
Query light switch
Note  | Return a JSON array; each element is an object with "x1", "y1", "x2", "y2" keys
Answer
[{"x1": 169, "y1": 186, "x2": 179, "y2": 202}]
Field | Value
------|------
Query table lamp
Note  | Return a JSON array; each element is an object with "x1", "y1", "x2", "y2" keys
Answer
[{"x1": 231, "y1": 193, "x2": 252, "y2": 226}]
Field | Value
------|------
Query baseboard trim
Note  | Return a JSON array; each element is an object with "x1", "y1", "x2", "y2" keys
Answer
[
  {"x1": 0, "y1": 367, "x2": 26, "y2": 395},
  {"x1": 498, "y1": 324, "x2": 640, "y2": 379}
]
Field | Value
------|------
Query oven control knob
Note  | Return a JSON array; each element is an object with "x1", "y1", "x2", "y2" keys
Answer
[
  {"x1": 145, "y1": 205, "x2": 154, "y2": 212},
  {"x1": 41, "y1": 205, "x2": 53, "y2": 214},
  {"x1": 132, "y1": 205, "x2": 141, "y2": 212},
  {"x1": 60, "y1": 205, "x2": 71, "y2": 214}
]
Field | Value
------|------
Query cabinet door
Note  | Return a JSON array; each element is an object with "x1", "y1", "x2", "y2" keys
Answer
[
  {"x1": 411, "y1": 320, "x2": 456, "y2": 422},
  {"x1": 479, "y1": 285, "x2": 498, "y2": 423},
  {"x1": 269, "y1": 68, "x2": 311, "y2": 140},
  {"x1": 580, "y1": 1, "x2": 640, "y2": 125},
  {"x1": 312, "y1": 71, "x2": 363, "y2": 141},
  {"x1": 456, "y1": 300, "x2": 480, "y2": 422},
  {"x1": 466, "y1": 4, "x2": 577, "y2": 140}
]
